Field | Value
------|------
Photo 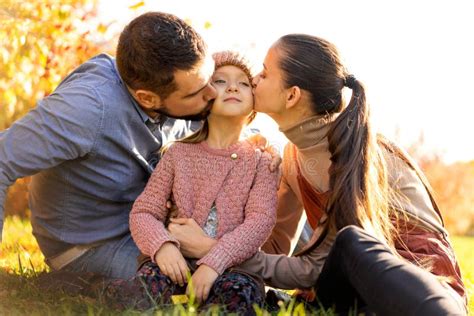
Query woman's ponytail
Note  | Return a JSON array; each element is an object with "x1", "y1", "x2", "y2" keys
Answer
[{"x1": 327, "y1": 77, "x2": 391, "y2": 243}]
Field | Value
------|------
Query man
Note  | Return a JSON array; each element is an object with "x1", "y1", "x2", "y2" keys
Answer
[{"x1": 0, "y1": 12, "x2": 217, "y2": 278}]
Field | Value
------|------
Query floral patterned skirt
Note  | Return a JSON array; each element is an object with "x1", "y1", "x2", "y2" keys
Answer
[{"x1": 103, "y1": 261, "x2": 264, "y2": 314}]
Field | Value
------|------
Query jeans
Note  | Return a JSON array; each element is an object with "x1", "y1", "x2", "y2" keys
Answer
[
  {"x1": 61, "y1": 233, "x2": 140, "y2": 279},
  {"x1": 315, "y1": 225, "x2": 466, "y2": 316}
]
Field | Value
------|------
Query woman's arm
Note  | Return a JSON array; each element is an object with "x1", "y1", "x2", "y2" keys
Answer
[
  {"x1": 196, "y1": 152, "x2": 279, "y2": 275},
  {"x1": 129, "y1": 146, "x2": 178, "y2": 260},
  {"x1": 261, "y1": 175, "x2": 304, "y2": 255},
  {"x1": 236, "y1": 229, "x2": 336, "y2": 290},
  {"x1": 262, "y1": 142, "x2": 305, "y2": 255}
]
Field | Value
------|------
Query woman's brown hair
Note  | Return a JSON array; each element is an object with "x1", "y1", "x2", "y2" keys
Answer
[{"x1": 276, "y1": 34, "x2": 393, "y2": 244}]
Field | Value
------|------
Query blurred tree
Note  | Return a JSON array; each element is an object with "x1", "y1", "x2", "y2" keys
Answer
[
  {"x1": 420, "y1": 159, "x2": 474, "y2": 236},
  {"x1": 407, "y1": 135, "x2": 474, "y2": 235},
  {"x1": 0, "y1": 0, "x2": 113, "y2": 216}
]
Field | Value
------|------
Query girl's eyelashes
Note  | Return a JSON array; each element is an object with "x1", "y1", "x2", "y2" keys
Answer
[{"x1": 213, "y1": 79, "x2": 251, "y2": 87}]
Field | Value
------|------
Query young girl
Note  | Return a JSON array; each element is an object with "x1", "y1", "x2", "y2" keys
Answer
[{"x1": 111, "y1": 51, "x2": 278, "y2": 312}]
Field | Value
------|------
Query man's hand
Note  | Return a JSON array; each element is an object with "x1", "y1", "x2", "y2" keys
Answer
[
  {"x1": 154, "y1": 242, "x2": 189, "y2": 286},
  {"x1": 246, "y1": 134, "x2": 282, "y2": 172},
  {"x1": 187, "y1": 264, "x2": 219, "y2": 304},
  {"x1": 168, "y1": 218, "x2": 217, "y2": 258}
]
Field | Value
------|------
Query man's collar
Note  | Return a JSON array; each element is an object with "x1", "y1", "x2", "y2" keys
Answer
[
  {"x1": 134, "y1": 99, "x2": 169, "y2": 128},
  {"x1": 147, "y1": 112, "x2": 168, "y2": 127}
]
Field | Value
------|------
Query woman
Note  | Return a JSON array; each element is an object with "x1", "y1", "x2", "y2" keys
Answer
[{"x1": 168, "y1": 34, "x2": 467, "y2": 315}]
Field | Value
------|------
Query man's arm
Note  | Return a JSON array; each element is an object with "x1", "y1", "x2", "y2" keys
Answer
[{"x1": 0, "y1": 85, "x2": 103, "y2": 241}]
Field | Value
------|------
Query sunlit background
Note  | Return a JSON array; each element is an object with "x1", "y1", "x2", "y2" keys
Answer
[
  {"x1": 98, "y1": 0, "x2": 474, "y2": 163},
  {"x1": 0, "y1": 3, "x2": 473, "y2": 313}
]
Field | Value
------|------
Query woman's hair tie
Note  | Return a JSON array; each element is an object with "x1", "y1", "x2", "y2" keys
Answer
[{"x1": 344, "y1": 74, "x2": 357, "y2": 89}]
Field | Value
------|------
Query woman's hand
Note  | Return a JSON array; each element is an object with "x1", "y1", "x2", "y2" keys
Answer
[
  {"x1": 247, "y1": 133, "x2": 282, "y2": 172},
  {"x1": 168, "y1": 218, "x2": 217, "y2": 258},
  {"x1": 187, "y1": 264, "x2": 219, "y2": 304},
  {"x1": 154, "y1": 242, "x2": 189, "y2": 287}
]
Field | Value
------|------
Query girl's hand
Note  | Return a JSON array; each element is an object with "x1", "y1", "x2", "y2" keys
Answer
[
  {"x1": 166, "y1": 198, "x2": 179, "y2": 218},
  {"x1": 168, "y1": 218, "x2": 217, "y2": 258},
  {"x1": 187, "y1": 264, "x2": 219, "y2": 304},
  {"x1": 154, "y1": 242, "x2": 189, "y2": 286}
]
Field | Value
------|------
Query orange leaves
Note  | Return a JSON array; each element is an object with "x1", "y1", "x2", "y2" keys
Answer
[
  {"x1": 426, "y1": 161, "x2": 474, "y2": 235},
  {"x1": 0, "y1": 0, "x2": 111, "y2": 130}
]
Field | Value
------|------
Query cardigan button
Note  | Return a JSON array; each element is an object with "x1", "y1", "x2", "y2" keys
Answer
[{"x1": 230, "y1": 153, "x2": 238, "y2": 160}]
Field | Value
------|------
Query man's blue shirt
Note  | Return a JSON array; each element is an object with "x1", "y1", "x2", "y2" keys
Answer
[{"x1": 0, "y1": 54, "x2": 198, "y2": 257}]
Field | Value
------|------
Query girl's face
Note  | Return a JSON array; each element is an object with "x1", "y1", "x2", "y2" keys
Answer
[
  {"x1": 210, "y1": 65, "x2": 253, "y2": 119},
  {"x1": 252, "y1": 45, "x2": 287, "y2": 114}
]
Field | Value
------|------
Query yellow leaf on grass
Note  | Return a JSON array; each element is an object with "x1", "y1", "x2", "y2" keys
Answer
[{"x1": 171, "y1": 294, "x2": 188, "y2": 304}]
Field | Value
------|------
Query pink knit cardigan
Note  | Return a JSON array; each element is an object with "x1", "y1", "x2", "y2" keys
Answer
[{"x1": 130, "y1": 140, "x2": 278, "y2": 274}]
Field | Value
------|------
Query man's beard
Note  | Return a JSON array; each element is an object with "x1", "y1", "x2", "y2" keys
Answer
[{"x1": 154, "y1": 101, "x2": 213, "y2": 121}]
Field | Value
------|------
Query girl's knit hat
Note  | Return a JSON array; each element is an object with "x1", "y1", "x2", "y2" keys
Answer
[{"x1": 212, "y1": 51, "x2": 253, "y2": 84}]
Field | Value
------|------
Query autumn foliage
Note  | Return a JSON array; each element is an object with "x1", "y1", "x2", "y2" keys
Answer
[
  {"x1": 0, "y1": 0, "x2": 113, "y2": 129},
  {"x1": 418, "y1": 158, "x2": 474, "y2": 235}
]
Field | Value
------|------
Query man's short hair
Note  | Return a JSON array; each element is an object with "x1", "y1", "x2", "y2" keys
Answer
[{"x1": 116, "y1": 12, "x2": 207, "y2": 98}]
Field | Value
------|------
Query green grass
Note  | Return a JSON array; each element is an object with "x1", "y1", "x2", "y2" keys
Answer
[
  {"x1": 451, "y1": 235, "x2": 474, "y2": 313},
  {"x1": 1, "y1": 216, "x2": 473, "y2": 315},
  {"x1": 0, "y1": 217, "x2": 322, "y2": 315}
]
